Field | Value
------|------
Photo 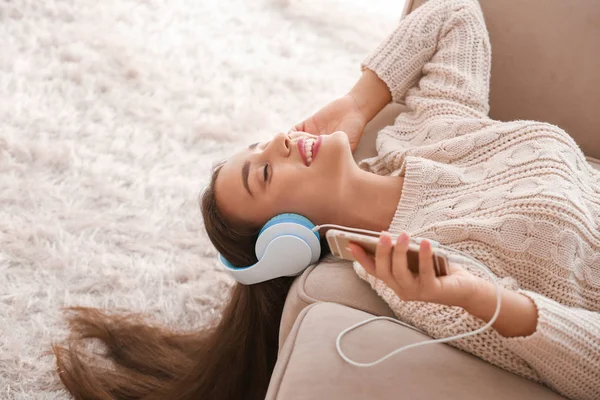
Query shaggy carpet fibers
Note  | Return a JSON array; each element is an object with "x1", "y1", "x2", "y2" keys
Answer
[{"x1": 0, "y1": 0, "x2": 404, "y2": 397}]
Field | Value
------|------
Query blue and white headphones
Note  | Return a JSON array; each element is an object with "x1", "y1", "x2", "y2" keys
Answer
[{"x1": 218, "y1": 213, "x2": 321, "y2": 285}]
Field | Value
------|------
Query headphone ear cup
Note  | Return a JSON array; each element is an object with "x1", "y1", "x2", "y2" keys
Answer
[
  {"x1": 256, "y1": 213, "x2": 321, "y2": 265},
  {"x1": 218, "y1": 213, "x2": 323, "y2": 284},
  {"x1": 219, "y1": 235, "x2": 313, "y2": 285},
  {"x1": 258, "y1": 235, "x2": 313, "y2": 279}
]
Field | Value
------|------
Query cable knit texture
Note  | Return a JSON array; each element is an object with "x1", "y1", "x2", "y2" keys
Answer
[{"x1": 352, "y1": 1, "x2": 600, "y2": 399}]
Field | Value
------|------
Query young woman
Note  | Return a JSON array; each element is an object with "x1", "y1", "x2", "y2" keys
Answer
[{"x1": 53, "y1": 0, "x2": 600, "y2": 399}]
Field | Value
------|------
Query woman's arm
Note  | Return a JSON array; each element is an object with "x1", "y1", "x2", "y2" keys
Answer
[
  {"x1": 353, "y1": 231, "x2": 600, "y2": 400},
  {"x1": 348, "y1": 69, "x2": 392, "y2": 124},
  {"x1": 360, "y1": 0, "x2": 491, "y2": 117},
  {"x1": 293, "y1": 0, "x2": 490, "y2": 149},
  {"x1": 465, "y1": 281, "x2": 539, "y2": 338},
  {"x1": 466, "y1": 282, "x2": 600, "y2": 400}
]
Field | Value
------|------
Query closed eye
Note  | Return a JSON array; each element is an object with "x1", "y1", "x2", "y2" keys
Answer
[{"x1": 263, "y1": 163, "x2": 269, "y2": 182}]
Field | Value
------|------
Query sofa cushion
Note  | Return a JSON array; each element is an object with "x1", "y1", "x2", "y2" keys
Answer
[
  {"x1": 278, "y1": 255, "x2": 395, "y2": 352},
  {"x1": 268, "y1": 302, "x2": 567, "y2": 400}
]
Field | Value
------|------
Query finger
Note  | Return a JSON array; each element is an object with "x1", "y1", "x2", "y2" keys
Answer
[
  {"x1": 392, "y1": 232, "x2": 414, "y2": 286},
  {"x1": 289, "y1": 131, "x2": 317, "y2": 141},
  {"x1": 293, "y1": 122, "x2": 305, "y2": 133},
  {"x1": 288, "y1": 131, "x2": 303, "y2": 140},
  {"x1": 418, "y1": 239, "x2": 436, "y2": 285},
  {"x1": 347, "y1": 243, "x2": 376, "y2": 274},
  {"x1": 375, "y1": 232, "x2": 394, "y2": 283}
]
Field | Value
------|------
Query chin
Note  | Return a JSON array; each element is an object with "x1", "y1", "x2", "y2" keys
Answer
[
  {"x1": 327, "y1": 131, "x2": 350, "y2": 151},
  {"x1": 332, "y1": 131, "x2": 354, "y2": 159},
  {"x1": 331, "y1": 130, "x2": 349, "y2": 141},
  {"x1": 314, "y1": 133, "x2": 353, "y2": 177}
]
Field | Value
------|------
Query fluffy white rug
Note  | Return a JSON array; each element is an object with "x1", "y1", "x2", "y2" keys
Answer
[{"x1": 0, "y1": 0, "x2": 405, "y2": 397}]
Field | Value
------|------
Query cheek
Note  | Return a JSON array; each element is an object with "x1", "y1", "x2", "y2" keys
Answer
[
  {"x1": 268, "y1": 164, "x2": 338, "y2": 213},
  {"x1": 284, "y1": 180, "x2": 325, "y2": 209},
  {"x1": 268, "y1": 179, "x2": 314, "y2": 211}
]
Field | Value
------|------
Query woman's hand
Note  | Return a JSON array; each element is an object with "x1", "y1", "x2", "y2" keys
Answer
[
  {"x1": 291, "y1": 69, "x2": 392, "y2": 152},
  {"x1": 290, "y1": 94, "x2": 367, "y2": 153},
  {"x1": 348, "y1": 231, "x2": 486, "y2": 309}
]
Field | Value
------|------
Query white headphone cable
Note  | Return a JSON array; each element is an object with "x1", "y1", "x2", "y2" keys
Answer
[{"x1": 312, "y1": 223, "x2": 502, "y2": 368}]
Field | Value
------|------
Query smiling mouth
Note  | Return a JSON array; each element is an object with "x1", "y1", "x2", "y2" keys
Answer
[{"x1": 298, "y1": 136, "x2": 322, "y2": 166}]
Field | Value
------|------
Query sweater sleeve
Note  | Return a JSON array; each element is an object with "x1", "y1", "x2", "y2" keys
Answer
[
  {"x1": 361, "y1": 0, "x2": 491, "y2": 117},
  {"x1": 500, "y1": 289, "x2": 600, "y2": 400}
]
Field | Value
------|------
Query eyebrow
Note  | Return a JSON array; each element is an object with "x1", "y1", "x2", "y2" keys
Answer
[{"x1": 242, "y1": 142, "x2": 260, "y2": 197}]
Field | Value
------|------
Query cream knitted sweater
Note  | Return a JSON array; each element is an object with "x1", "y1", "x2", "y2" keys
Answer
[{"x1": 351, "y1": 1, "x2": 600, "y2": 399}]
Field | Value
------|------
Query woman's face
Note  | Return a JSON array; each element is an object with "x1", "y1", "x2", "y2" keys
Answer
[{"x1": 215, "y1": 131, "x2": 355, "y2": 228}]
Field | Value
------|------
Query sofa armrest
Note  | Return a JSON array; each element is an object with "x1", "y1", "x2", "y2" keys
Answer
[{"x1": 268, "y1": 302, "x2": 567, "y2": 400}]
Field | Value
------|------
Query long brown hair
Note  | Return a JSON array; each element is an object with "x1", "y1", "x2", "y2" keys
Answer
[{"x1": 52, "y1": 160, "x2": 324, "y2": 400}]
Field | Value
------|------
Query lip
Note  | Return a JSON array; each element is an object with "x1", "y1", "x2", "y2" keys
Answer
[
  {"x1": 298, "y1": 138, "x2": 309, "y2": 166},
  {"x1": 297, "y1": 136, "x2": 323, "y2": 167}
]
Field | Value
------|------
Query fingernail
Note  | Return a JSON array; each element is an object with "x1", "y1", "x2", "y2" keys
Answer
[
  {"x1": 398, "y1": 232, "x2": 408, "y2": 244},
  {"x1": 346, "y1": 246, "x2": 353, "y2": 254}
]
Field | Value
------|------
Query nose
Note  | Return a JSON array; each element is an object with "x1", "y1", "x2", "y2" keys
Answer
[{"x1": 267, "y1": 132, "x2": 291, "y2": 157}]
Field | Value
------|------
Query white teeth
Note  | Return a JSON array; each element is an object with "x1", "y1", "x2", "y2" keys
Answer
[{"x1": 304, "y1": 139, "x2": 315, "y2": 166}]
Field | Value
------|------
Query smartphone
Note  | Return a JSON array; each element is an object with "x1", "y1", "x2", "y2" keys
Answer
[{"x1": 325, "y1": 229, "x2": 448, "y2": 277}]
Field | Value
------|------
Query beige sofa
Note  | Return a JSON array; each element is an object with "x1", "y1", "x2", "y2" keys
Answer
[{"x1": 265, "y1": 0, "x2": 600, "y2": 399}]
